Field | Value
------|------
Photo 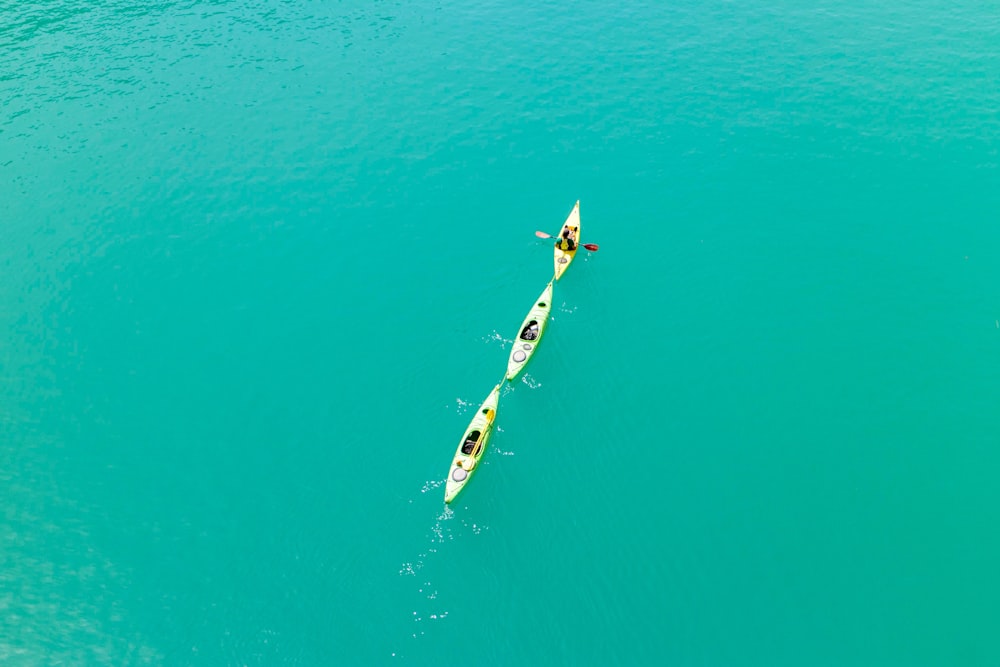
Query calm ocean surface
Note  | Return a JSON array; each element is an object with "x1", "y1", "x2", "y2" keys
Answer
[{"x1": 2, "y1": 1, "x2": 999, "y2": 664}]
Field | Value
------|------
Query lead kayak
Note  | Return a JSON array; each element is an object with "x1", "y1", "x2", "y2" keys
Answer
[
  {"x1": 506, "y1": 281, "x2": 553, "y2": 381},
  {"x1": 444, "y1": 383, "x2": 500, "y2": 504},
  {"x1": 553, "y1": 200, "x2": 581, "y2": 281}
]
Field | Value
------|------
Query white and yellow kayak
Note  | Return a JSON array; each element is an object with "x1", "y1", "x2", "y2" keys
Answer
[
  {"x1": 506, "y1": 281, "x2": 553, "y2": 381},
  {"x1": 553, "y1": 200, "x2": 581, "y2": 281},
  {"x1": 444, "y1": 384, "x2": 500, "y2": 504}
]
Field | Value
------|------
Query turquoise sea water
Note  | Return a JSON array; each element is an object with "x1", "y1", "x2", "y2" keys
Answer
[{"x1": 3, "y1": 1, "x2": 999, "y2": 664}]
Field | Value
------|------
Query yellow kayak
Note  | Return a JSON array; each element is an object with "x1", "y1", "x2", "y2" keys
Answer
[
  {"x1": 444, "y1": 384, "x2": 500, "y2": 504},
  {"x1": 506, "y1": 281, "x2": 553, "y2": 381},
  {"x1": 553, "y1": 200, "x2": 581, "y2": 281}
]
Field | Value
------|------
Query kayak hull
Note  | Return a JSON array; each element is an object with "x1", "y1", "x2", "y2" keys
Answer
[
  {"x1": 553, "y1": 201, "x2": 581, "y2": 281},
  {"x1": 444, "y1": 384, "x2": 501, "y2": 504},
  {"x1": 506, "y1": 281, "x2": 554, "y2": 381}
]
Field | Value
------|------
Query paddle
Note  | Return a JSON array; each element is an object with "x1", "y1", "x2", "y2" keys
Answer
[{"x1": 534, "y1": 230, "x2": 599, "y2": 251}]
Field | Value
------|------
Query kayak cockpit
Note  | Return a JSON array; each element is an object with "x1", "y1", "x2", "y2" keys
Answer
[
  {"x1": 461, "y1": 431, "x2": 482, "y2": 455},
  {"x1": 520, "y1": 320, "x2": 540, "y2": 341}
]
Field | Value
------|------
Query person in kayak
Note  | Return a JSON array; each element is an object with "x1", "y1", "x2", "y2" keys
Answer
[
  {"x1": 520, "y1": 321, "x2": 539, "y2": 340},
  {"x1": 461, "y1": 431, "x2": 480, "y2": 455},
  {"x1": 556, "y1": 227, "x2": 577, "y2": 251}
]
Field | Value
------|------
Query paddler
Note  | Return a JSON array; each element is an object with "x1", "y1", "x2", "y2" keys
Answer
[{"x1": 555, "y1": 227, "x2": 577, "y2": 251}]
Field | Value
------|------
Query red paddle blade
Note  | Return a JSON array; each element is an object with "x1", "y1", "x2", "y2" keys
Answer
[
  {"x1": 535, "y1": 230, "x2": 554, "y2": 239},
  {"x1": 582, "y1": 243, "x2": 599, "y2": 251}
]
